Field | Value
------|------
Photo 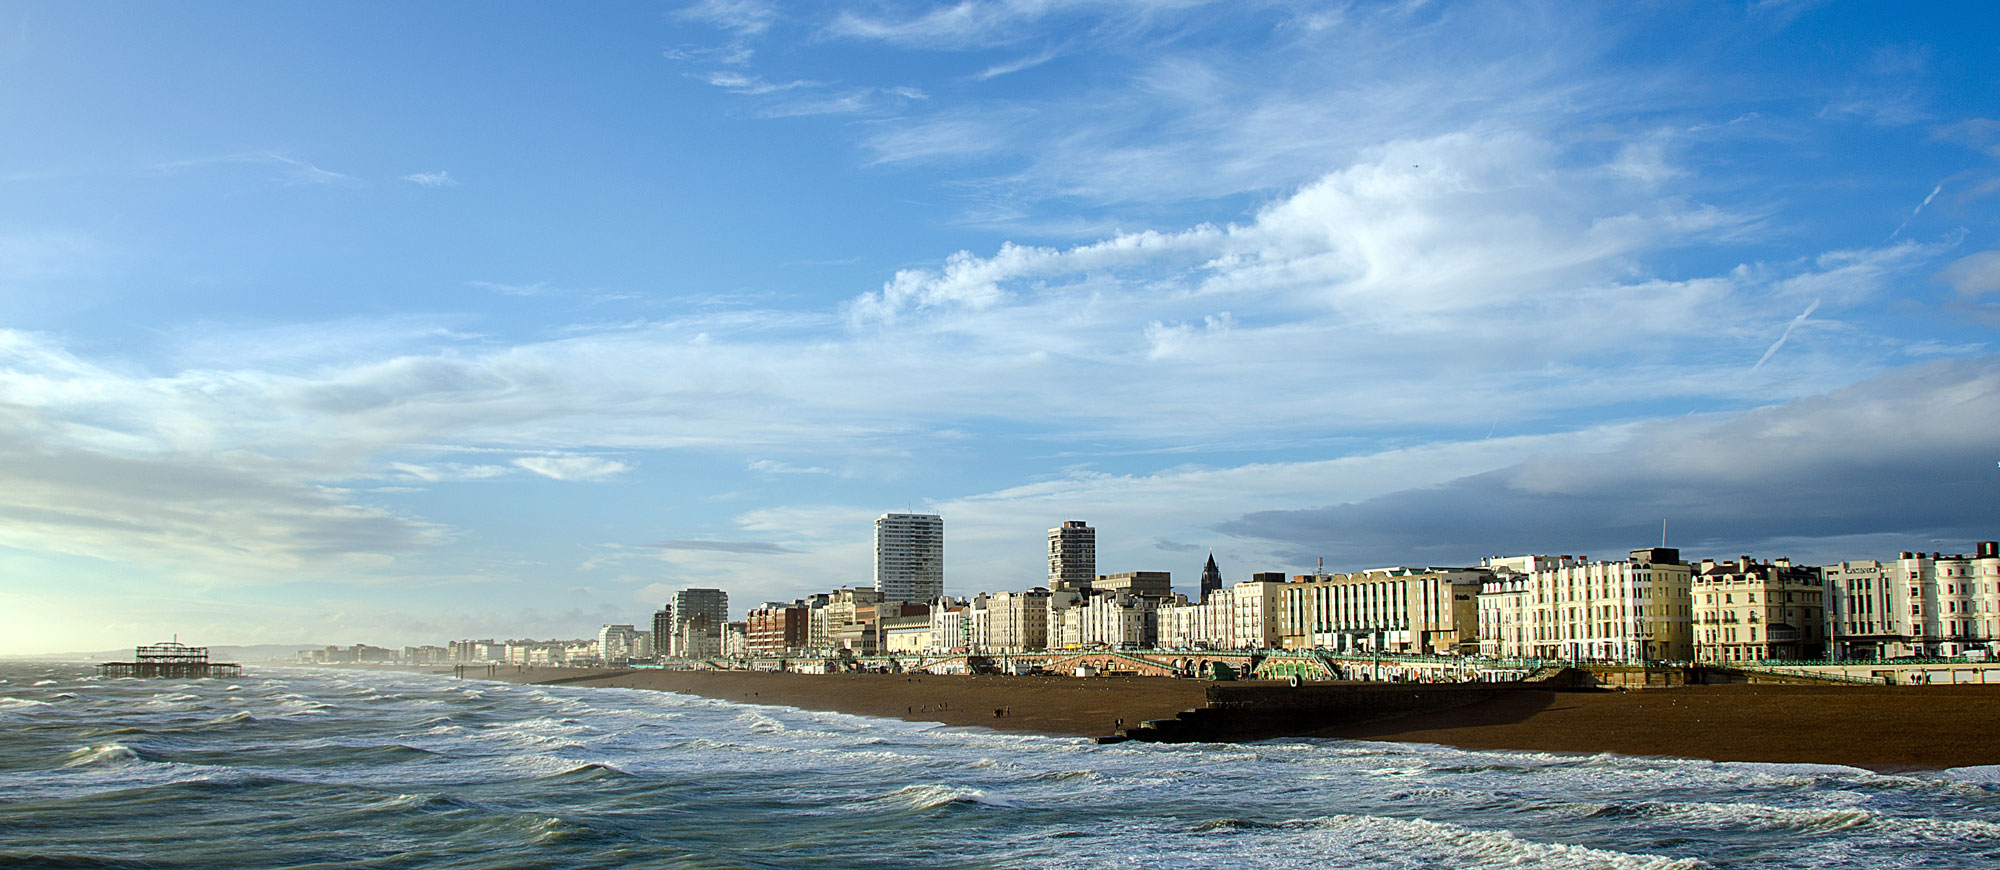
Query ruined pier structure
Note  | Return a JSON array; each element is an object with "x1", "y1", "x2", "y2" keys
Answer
[{"x1": 98, "y1": 642, "x2": 243, "y2": 679}]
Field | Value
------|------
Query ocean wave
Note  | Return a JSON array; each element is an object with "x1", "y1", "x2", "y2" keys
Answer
[
  {"x1": 874, "y1": 784, "x2": 1017, "y2": 811},
  {"x1": 532, "y1": 762, "x2": 635, "y2": 783},
  {"x1": 374, "y1": 791, "x2": 487, "y2": 813},
  {"x1": 1029, "y1": 768, "x2": 1102, "y2": 783},
  {"x1": 1192, "y1": 817, "x2": 1288, "y2": 832},
  {"x1": 62, "y1": 743, "x2": 144, "y2": 769},
  {"x1": 31, "y1": 679, "x2": 57, "y2": 686},
  {"x1": 1583, "y1": 800, "x2": 1876, "y2": 833},
  {"x1": 1195, "y1": 813, "x2": 1713, "y2": 869},
  {"x1": 0, "y1": 697, "x2": 52, "y2": 710},
  {"x1": 529, "y1": 815, "x2": 608, "y2": 846},
  {"x1": 1874, "y1": 815, "x2": 2000, "y2": 842}
]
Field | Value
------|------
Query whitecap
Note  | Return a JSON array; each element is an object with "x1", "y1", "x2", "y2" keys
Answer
[
  {"x1": 875, "y1": 783, "x2": 1017, "y2": 811},
  {"x1": 62, "y1": 743, "x2": 142, "y2": 769}
]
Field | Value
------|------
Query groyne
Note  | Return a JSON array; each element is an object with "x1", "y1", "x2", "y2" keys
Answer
[{"x1": 1107, "y1": 670, "x2": 1583, "y2": 744}]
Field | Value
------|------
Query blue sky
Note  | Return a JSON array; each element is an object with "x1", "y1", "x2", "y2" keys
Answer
[{"x1": 3, "y1": 1, "x2": 1998, "y2": 653}]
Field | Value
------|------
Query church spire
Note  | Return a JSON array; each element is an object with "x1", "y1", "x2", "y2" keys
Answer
[{"x1": 1199, "y1": 552, "x2": 1223, "y2": 603}]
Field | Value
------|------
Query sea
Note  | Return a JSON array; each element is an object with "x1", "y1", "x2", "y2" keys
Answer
[{"x1": 3, "y1": 663, "x2": 1997, "y2": 869}]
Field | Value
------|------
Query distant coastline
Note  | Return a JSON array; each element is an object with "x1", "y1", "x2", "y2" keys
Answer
[{"x1": 427, "y1": 666, "x2": 2000, "y2": 772}]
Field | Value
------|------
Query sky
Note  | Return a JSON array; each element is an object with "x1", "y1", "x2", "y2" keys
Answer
[{"x1": 2, "y1": 1, "x2": 1998, "y2": 654}]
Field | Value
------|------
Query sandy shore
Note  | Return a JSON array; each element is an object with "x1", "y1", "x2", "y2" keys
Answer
[
  {"x1": 1322, "y1": 683, "x2": 2000, "y2": 771},
  {"x1": 436, "y1": 666, "x2": 2000, "y2": 770}
]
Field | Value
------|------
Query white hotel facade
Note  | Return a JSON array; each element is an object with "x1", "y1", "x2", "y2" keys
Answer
[{"x1": 1478, "y1": 549, "x2": 1695, "y2": 662}]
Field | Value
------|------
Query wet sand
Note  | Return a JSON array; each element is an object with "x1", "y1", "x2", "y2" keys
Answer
[{"x1": 444, "y1": 667, "x2": 2000, "y2": 770}]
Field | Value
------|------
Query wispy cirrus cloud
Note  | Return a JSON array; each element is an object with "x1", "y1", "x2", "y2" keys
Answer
[
  {"x1": 156, "y1": 151, "x2": 360, "y2": 187},
  {"x1": 649, "y1": 539, "x2": 800, "y2": 554},
  {"x1": 678, "y1": 0, "x2": 779, "y2": 36},
  {"x1": 694, "y1": 71, "x2": 927, "y2": 117},
  {"x1": 387, "y1": 462, "x2": 512, "y2": 483},
  {"x1": 975, "y1": 44, "x2": 1063, "y2": 80},
  {"x1": 512, "y1": 455, "x2": 631, "y2": 481},
  {"x1": 702, "y1": 71, "x2": 816, "y2": 94},
  {"x1": 827, "y1": 0, "x2": 1213, "y2": 49},
  {"x1": 402, "y1": 170, "x2": 457, "y2": 187},
  {"x1": 749, "y1": 458, "x2": 831, "y2": 475},
  {"x1": 468, "y1": 280, "x2": 551, "y2": 297}
]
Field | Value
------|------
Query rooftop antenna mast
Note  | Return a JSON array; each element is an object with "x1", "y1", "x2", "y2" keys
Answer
[{"x1": 1661, "y1": 519, "x2": 1668, "y2": 548}]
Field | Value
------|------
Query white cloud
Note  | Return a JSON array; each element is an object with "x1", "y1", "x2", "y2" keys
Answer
[
  {"x1": 976, "y1": 45, "x2": 1063, "y2": 80},
  {"x1": 679, "y1": 0, "x2": 779, "y2": 36},
  {"x1": 828, "y1": 0, "x2": 1214, "y2": 49},
  {"x1": 702, "y1": 71, "x2": 815, "y2": 94},
  {"x1": 157, "y1": 152, "x2": 360, "y2": 187},
  {"x1": 1940, "y1": 250, "x2": 2000, "y2": 297},
  {"x1": 402, "y1": 170, "x2": 457, "y2": 187},
  {"x1": 387, "y1": 461, "x2": 512, "y2": 483},
  {"x1": 1751, "y1": 298, "x2": 1820, "y2": 371},
  {"x1": 749, "y1": 458, "x2": 831, "y2": 475},
  {"x1": 468, "y1": 280, "x2": 549, "y2": 297},
  {"x1": 511, "y1": 454, "x2": 632, "y2": 481}
]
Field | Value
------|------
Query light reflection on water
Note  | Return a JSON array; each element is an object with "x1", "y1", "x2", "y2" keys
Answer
[{"x1": 2, "y1": 662, "x2": 1996, "y2": 869}]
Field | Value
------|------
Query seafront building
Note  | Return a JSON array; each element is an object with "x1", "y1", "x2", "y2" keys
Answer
[
  {"x1": 448, "y1": 639, "x2": 505, "y2": 662},
  {"x1": 616, "y1": 520, "x2": 2000, "y2": 667},
  {"x1": 1048, "y1": 521, "x2": 1095, "y2": 591},
  {"x1": 1048, "y1": 589, "x2": 1160, "y2": 649},
  {"x1": 984, "y1": 588, "x2": 1054, "y2": 653},
  {"x1": 504, "y1": 638, "x2": 593, "y2": 665},
  {"x1": 1474, "y1": 548, "x2": 1695, "y2": 662},
  {"x1": 651, "y1": 605, "x2": 675, "y2": 654},
  {"x1": 1158, "y1": 575, "x2": 1285, "y2": 649},
  {"x1": 1823, "y1": 542, "x2": 2000, "y2": 659},
  {"x1": 597, "y1": 624, "x2": 638, "y2": 662},
  {"x1": 1278, "y1": 566, "x2": 1487, "y2": 655},
  {"x1": 746, "y1": 602, "x2": 809, "y2": 656},
  {"x1": 876, "y1": 512, "x2": 945, "y2": 603},
  {"x1": 1158, "y1": 591, "x2": 1228, "y2": 649},
  {"x1": 931, "y1": 597, "x2": 972, "y2": 653},
  {"x1": 819, "y1": 587, "x2": 883, "y2": 653},
  {"x1": 1091, "y1": 571, "x2": 1174, "y2": 598},
  {"x1": 666, "y1": 588, "x2": 730, "y2": 658},
  {"x1": 1691, "y1": 557, "x2": 1825, "y2": 663},
  {"x1": 720, "y1": 622, "x2": 748, "y2": 658}
]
